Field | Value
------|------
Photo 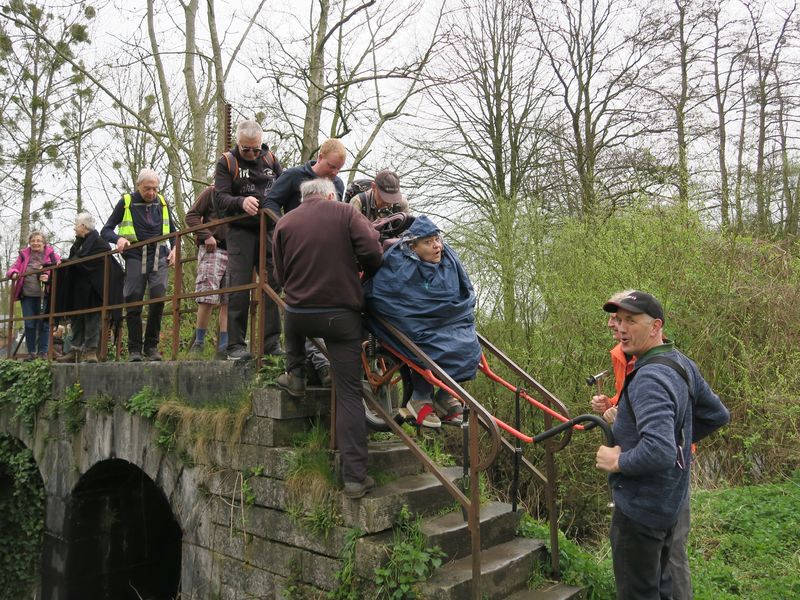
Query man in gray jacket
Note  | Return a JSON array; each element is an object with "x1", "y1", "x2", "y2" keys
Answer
[{"x1": 595, "y1": 291, "x2": 729, "y2": 599}]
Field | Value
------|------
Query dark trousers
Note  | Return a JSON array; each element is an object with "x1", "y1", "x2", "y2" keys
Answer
[
  {"x1": 226, "y1": 227, "x2": 281, "y2": 353},
  {"x1": 285, "y1": 309, "x2": 366, "y2": 483},
  {"x1": 124, "y1": 254, "x2": 168, "y2": 353},
  {"x1": 611, "y1": 508, "x2": 674, "y2": 600},
  {"x1": 20, "y1": 295, "x2": 49, "y2": 355}
]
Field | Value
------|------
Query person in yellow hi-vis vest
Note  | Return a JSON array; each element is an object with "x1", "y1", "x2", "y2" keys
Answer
[{"x1": 101, "y1": 168, "x2": 177, "y2": 361}]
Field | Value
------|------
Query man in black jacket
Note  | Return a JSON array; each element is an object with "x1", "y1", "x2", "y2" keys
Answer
[
  {"x1": 263, "y1": 138, "x2": 346, "y2": 382},
  {"x1": 215, "y1": 119, "x2": 283, "y2": 361}
]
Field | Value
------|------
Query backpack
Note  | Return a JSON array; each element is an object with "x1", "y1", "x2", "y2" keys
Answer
[
  {"x1": 211, "y1": 149, "x2": 280, "y2": 219},
  {"x1": 344, "y1": 178, "x2": 373, "y2": 204}
]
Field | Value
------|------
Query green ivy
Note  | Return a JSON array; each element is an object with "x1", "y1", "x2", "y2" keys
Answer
[
  {"x1": 124, "y1": 385, "x2": 161, "y2": 418},
  {"x1": 0, "y1": 435, "x2": 45, "y2": 598},
  {"x1": 0, "y1": 359, "x2": 52, "y2": 433},
  {"x1": 373, "y1": 506, "x2": 445, "y2": 599},
  {"x1": 49, "y1": 382, "x2": 85, "y2": 434}
]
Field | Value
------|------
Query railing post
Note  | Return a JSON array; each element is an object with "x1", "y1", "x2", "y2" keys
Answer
[
  {"x1": 6, "y1": 281, "x2": 16, "y2": 358},
  {"x1": 100, "y1": 255, "x2": 110, "y2": 362},
  {"x1": 46, "y1": 264, "x2": 58, "y2": 360},
  {"x1": 171, "y1": 231, "x2": 183, "y2": 360},
  {"x1": 513, "y1": 386, "x2": 522, "y2": 512},
  {"x1": 256, "y1": 210, "x2": 267, "y2": 369},
  {"x1": 543, "y1": 409, "x2": 560, "y2": 577},
  {"x1": 469, "y1": 408, "x2": 481, "y2": 600}
]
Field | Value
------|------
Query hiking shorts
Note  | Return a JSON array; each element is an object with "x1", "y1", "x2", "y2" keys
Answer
[{"x1": 194, "y1": 246, "x2": 229, "y2": 305}]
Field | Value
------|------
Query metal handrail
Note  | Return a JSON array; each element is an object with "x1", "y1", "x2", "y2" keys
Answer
[{"x1": 0, "y1": 206, "x2": 577, "y2": 595}]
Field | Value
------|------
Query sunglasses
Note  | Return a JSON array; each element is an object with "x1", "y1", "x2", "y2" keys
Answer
[{"x1": 240, "y1": 145, "x2": 260, "y2": 153}]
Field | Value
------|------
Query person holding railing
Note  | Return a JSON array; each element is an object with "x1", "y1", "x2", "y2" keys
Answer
[
  {"x1": 6, "y1": 231, "x2": 61, "y2": 360},
  {"x1": 263, "y1": 138, "x2": 348, "y2": 385},
  {"x1": 214, "y1": 120, "x2": 283, "y2": 362},
  {"x1": 594, "y1": 291, "x2": 729, "y2": 600},
  {"x1": 54, "y1": 213, "x2": 124, "y2": 363},
  {"x1": 364, "y1": 215, "x2": 480, "y2": 428},
  {"x1": 101, "y1": 169, "x2": 177, "y2": 362},
  {"x1": 272, "y1": 178, "x2": 383, "y2": 499},
  {"x1": 185, "y1": 185, "x2": 229, "y2": 359}
]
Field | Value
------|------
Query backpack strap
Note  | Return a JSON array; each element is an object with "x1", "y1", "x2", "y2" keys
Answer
[
  {"x1": 223, "y1": 151, "x2": 238, "y2": 179},
  {"x1": 620, "y1": 355, "x2": 695, "y2": 448}
]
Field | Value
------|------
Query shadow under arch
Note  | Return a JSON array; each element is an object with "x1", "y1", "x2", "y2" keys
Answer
[
  {"x1": 0, "y1": 434, "x2": 45, "y2": 597},
  {"x1": 62, "y1": 458, "x2": 182, "y2": 600}
]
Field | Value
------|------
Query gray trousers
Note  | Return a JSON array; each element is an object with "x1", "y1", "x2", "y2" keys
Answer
[
  {"x1": 669, "y1": 497, "x2": 692, "y2": 600},
  {"x1": 124, "y1": 253, "x2": 168, "y2": 353},
  {"x1": 72, "y1": 313, "x2": 100, "y2": 350}
]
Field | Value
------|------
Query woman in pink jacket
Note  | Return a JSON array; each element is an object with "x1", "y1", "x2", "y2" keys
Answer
[{"x1": 6, "y1": 231, "x2": 61, "y2": 359}]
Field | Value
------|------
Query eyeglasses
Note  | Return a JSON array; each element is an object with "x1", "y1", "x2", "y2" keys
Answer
[
  {"x1": 415, "y1": 235, "x2": 443, "y2": 248},
  {"x1": 240, "y1": 145, "x2": 260, "y2": 154}
]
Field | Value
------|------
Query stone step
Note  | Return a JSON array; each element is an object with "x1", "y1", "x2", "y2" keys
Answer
[
  {"x1": 504, "y1": 583, "x2": 585, "y2": 600},
  {"x1": 355, "y1": 501, "x2": 523, "y2": 577},
  {"x1": 340, "y1": 466, "x2": 464, "y2": 534},
  {"x1": 251, "y1": 386, "x2": 330, "y2": 420},
  {"x1": 420, "y1": 537, "x2": 546, "y2": 600},
  {"x1": 347, "y1": 440, "x2": 425, "y2": 481}
]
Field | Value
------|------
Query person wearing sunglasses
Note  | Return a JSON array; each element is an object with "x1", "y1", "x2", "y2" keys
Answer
[{"x1": 214, "y1": 119, "x2": 283, "y2": 361}]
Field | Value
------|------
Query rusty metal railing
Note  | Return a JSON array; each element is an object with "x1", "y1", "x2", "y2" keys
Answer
[{"x1": 0, "y1": 206, "x2": 576, "y2": 596}]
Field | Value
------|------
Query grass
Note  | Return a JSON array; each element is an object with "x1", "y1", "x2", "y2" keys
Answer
[
  {"x1": 690, "y1": 472, "x2": 800, "y2": 599},
  {"x1": 517, "y1": 472, "x2": 800, "y2": 599}
]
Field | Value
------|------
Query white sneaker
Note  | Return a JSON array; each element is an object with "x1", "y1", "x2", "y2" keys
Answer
[{"x1": 408, "y1": 399, "x2": 441, "y2": 428}]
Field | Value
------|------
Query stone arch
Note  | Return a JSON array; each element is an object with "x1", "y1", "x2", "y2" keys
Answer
[{"x1": 59, "y1": 458, "x2": 182, "y2": 599}]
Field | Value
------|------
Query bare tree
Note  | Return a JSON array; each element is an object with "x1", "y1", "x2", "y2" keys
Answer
[
  {"x1": 743, "y1": 0, "x2": 796, "y2": 233},
  {"x1": 0, "y1": 1, "x2": 95, "y2": 246},
  {"x1": 529, "y1": 0, "x2": 666, "y2": 216},
  {"x1": 408, "y1": 0, "x2": 557, "y2": 336},
  {"x1": 253, "y1": 0, "x2": 444, "y2": 174}
]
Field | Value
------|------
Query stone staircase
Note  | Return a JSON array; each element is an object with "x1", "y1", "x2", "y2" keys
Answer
[{"x1": 205, "y1": 383, "x2": 585, "y2": 600}]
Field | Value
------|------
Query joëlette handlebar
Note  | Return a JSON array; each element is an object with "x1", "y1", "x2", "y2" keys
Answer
[{"x1": 532, "y1": 414, "x2": 614, "y2": 447}]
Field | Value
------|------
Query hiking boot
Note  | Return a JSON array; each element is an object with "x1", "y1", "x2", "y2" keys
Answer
[
  {"x1": 128, "y1": 351, "x2": 143, "y2": 362},
  {"x1": 145, "y1": 347, "x2": 163, "y2": 362},
  {"x1": 57, "y1": 350, "x2": 81, "y2": 363},
  {"x1": 188, "y1": 340, "x2": 204, "y2": 356},
  {"x1": 343, "y1": 476, "x2": 376, "y2": 499},
  {"x1": 213, "y1": 348, "x2": 228, "y2": 360},
  {"x1": 276, "y1": 371, "x2": 306, "y2": 398},
  {"x1": 227, "y1": 347, "x2": 253, "y2": 361},
  {"x1": 433, "y1": 392, "x2": 464, "y2": 425},
  {"x1": 317, "y1": 366, "x2": 332, "y2": 388},
  {"x1": 82, "y1": 350, "x2": 98, "y2": 364},
  {"x1": 408, "y1": 399, "x2": 442, "y2": 428},
  {"x1": 263, "y1": 343, "x2": 285, "y2": 357}
]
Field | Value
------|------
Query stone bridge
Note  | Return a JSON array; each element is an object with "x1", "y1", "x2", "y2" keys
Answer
[{"x1": 0, "y1": 361, "x2": 582, "y2": 600}]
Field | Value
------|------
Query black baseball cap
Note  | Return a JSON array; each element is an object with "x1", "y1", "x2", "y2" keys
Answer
[{"x1": 603, "y1": 290, "x2": 665, "y2": 322}]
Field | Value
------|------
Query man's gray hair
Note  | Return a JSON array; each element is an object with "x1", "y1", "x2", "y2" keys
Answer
[
  {"x1": 136, "y1": 168, "x2": 159, "y2": 185},
  {"x1": 236, "y1": 119, "x2": 263, "y2": 142},
  {"x1": 75, "y1": 212, "x2": 96, "y2": 231},
  {"x1": 607, "y1": 288, "x2": 637, "y2": 304},
  {"x1": 300, "y1": 178, "x2": 336, "y2": 200}
]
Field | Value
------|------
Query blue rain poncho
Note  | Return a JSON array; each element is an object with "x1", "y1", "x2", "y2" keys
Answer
[{"x1": 364, "y1": 215, "x2": 481, "y2": 382}]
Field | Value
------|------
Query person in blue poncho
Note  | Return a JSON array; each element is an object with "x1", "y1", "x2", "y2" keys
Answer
[{"x1": 364, "y1": 215, "x2": 481, "y2": 428}]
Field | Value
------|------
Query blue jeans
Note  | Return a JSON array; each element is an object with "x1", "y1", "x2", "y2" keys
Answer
[{"x1": 20, "y1": 295, "x2": 49, "y2": 355}]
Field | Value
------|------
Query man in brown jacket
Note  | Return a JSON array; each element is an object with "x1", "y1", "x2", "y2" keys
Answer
[
  {"x1": 186, "y1": 186, "x2": 229, "y2": 358},
  {"x1": 273, "y1": 178, "x2": 383, "y2": 498}
]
